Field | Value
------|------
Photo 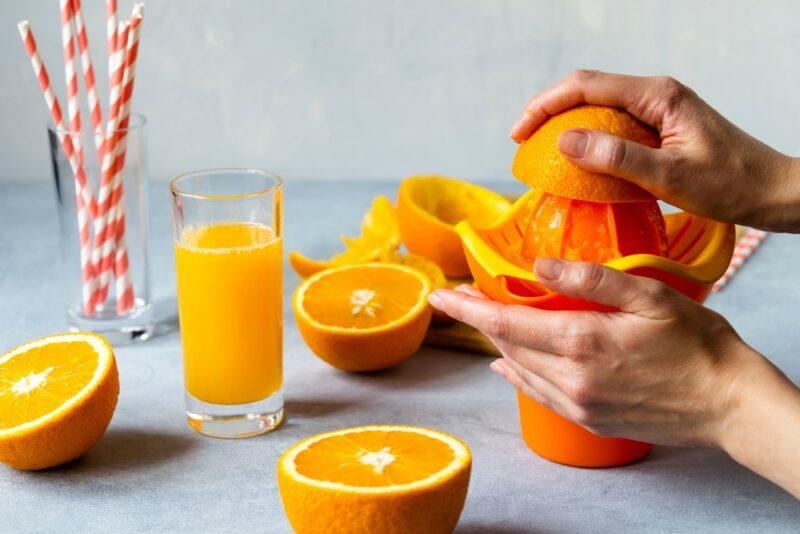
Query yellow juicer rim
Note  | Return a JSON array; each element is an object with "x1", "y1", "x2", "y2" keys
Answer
[{"x1": 455, "y1": 188, "x2": 736, "y2": 286}]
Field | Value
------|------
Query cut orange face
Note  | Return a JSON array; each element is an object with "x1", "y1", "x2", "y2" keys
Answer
[
  {"x1": 397, "y1": 175, "x2": 512, "y2": 277},
  {"x1": 0, "y1": 332, "x2": 119, "y2": 470},
  {"x1": 293, "y1": 263, "x2": 432, "y2": 371},
  {"x1": 290, "y1": 196, "x2": 401, "y2": 278},
  {"x1": 278, "y1": 425, "x2": 472, "y2": 534}
]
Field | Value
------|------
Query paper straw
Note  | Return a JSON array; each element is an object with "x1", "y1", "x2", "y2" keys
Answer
[
  {"x1": 112, "y1": 4, "x2": 145, "y2": 313},
  {"x1": 17, "y1": 21, "x2": 97, "y2": 315},
  {"x1": 71, "y1": 0, "x2": 105, "y2": 163},
  {"x1": 59, "y1": 0, "x2": 83, "y2": 166},
  {"x1": 106, "y1": 0, "x2": 118, "y2": 81},
  {"x1": 91, "y1": 20, "x2": 130, "y2": 308},
  {"x1": 712, "y1": 228, "x2": 768, "y2": 292}
]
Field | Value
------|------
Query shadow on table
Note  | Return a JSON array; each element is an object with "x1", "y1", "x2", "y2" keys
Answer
[
  {"x1": 349, "y1": 346, "x2": 492, "y2": 390},
  {"x1": 284, "y1": 397, "x2": 366, "y2": 420},
  {"x1": 149, "y1": 296, "x2": 179, "y2": 339},
  {"x1": 45, "y1": 427, "x2": 197, "y2": 474}
]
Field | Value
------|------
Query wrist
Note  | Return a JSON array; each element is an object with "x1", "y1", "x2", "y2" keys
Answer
[
  {"x1": 761, "y1": 154, "x2": 800, "y2": 232},
  {"x1": 715, "y1": 345, "x2": 798, "y2": 459}
]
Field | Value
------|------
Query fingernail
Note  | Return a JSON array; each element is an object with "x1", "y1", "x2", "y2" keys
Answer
[
  {"x1": 427, "y1": 291, "x2": 443, "y2": 308},
  {"x1": 558, "y1": 130, "x2": 588, "y2": 158},
  {"x1": 535, "y1": 258, "x2": 565, "y2": 281},
  {"x1": 508, "y1": 116, "x2": 525, "y2": 140},
  {"x1": 455, "y1": 284, "x2": 477, "y2": 295},
  {"x1": 489, "y1": 359, "x2": 505, "y2": 375}
]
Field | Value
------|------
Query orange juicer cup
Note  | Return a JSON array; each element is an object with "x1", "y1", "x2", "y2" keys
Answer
[{"x1": 456, "y1": 188, "x2": 735, "y2": 467}]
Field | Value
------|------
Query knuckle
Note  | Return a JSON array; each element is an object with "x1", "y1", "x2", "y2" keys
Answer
[
  {"x1": 604, "y1": 137, "x2": 629, "y2": 171},
  {"x1": 572, "y1": 262, "x2": 606, "y2": 297},
  {"x1": 485, "y1": 308, "x2": 511, "y2": 340},
  {"x1": 565, "y1": 376, "x2": 597, "y2": 408},
  {"x1": 569, "y1": 69, "x2": 598, "y2": 82},
  {"x1": 560, "y1": 323, "x2": 600, "y2": 359},
  {"x1": 641, "y1": 279, "x2": 676, "y2": 309},
  {"x1": 656, "y1": 76, "x2": 690, "y2": 108}
]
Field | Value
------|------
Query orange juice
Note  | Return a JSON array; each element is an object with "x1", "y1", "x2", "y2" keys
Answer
[{"x1": 175, "y1": 222, "x2": 282, "y2": 405}]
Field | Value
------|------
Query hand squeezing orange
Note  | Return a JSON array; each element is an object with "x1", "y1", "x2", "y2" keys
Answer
[{"x1": 510, "y1": 105, "x2": 668, "y2": 271}]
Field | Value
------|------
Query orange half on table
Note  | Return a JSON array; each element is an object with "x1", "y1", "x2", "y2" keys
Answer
[
  {"x1": 0, "y1": 332, "x2": 119, "y2": 470},
  {"x1": 278, "y1": 425, "x2": 471, "y2": 534},
  {"x1": 397, "y1": 175, "x2": 512, "y2": 278},
  {"x1": 293, "y1": 263, "x2": 432, "y2": 371},
  {"x1": 290, "y1": 196, "x2": 401, "y2": 278}
]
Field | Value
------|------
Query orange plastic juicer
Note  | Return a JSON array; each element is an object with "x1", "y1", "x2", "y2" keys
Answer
[{"x1": 455, "y1": 105, "x2": 735, "y2": 467}]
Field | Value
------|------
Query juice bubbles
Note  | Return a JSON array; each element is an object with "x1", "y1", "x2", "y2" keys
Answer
[
  {"x1": 516, "y1": 193, "x2": 668, "y2": 268},
  {"x1": 175, "y1": 222, "x2": 282, "y2": 405}
]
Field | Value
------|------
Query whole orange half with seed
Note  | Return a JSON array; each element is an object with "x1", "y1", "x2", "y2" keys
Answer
[
  {"x1": 0, "y1": 332, "x2": 119, "y2": 470},
  {"x1": 397, "y1": 175, "x2": 512, "y2": 277},
  {"x1": 277, "y1": 425, "x2": 471, "y2": 534},
  {"x1": 293, "y1": 263, "x2": 432, "y2": 371},
  {"x1": 512, "y1": 105, "x2": 660, "y2": 203}
]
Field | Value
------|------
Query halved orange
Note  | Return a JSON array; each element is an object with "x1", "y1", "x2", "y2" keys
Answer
[
  {"x1": 396, "y1": 175, "x2": 512, "y2": 277},
  {"x1": 0, "y1": 332, "x2": 119, "y2": 470},
  {"x1": 293, "y1": 263, "x2": 432, "y2": 371},
  {"x1": 290, "y1": 196, "x2": 401, "y2": 278},
  {"x1": 512, "y1": 105, "x2": 660, "y2": 203},
  {"x1": 277, "y1": 425, "x2": 471, "y2": 534}
]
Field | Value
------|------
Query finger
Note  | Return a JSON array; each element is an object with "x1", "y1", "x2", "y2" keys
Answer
[
  {"x1": 488, "y1": 335, "x2": 573, "y2": 388},
  {"x1": 454, "y1": 284, "x2": 488, "y2": 300},
  {"x1": 428, "y1": 289, "x2": 580, "y2": 352},
  {"x1": 534, "y1": 258, "x2": 681, "y2": 317},
  {"x1": 558, "y1": 128, "x2": 667, "y2": 189},
  {"x1": 491, "y1": 356, "x2": 577, "y2": 418},
  {"x1": 510, "y1": 70, "x2": 659, "y2": 143}
]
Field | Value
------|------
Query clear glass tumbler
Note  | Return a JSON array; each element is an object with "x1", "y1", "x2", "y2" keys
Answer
[
  {"x1": 169, "y1": 169, "x2": 284, "y2": 438},
  {"x1": 48, "y1": 114, "x2": 153, "y2": 344}
]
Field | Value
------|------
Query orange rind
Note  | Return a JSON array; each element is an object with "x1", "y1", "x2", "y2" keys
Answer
[
  {"x1": 397, "y1": 175, "x2": 512, "y2": 277},
  {"x1": 290, "y1": 196, "x2": 401, "y2": 278},
  {"x1": 512, "y1": 105, "x2": 660, "y2": 203},
  {"x1": 293, "y1": 263, "x2": 432, "y2": 372},
  {"x1": 277, "y1": 425, "x2": 471, "y2": 534}
]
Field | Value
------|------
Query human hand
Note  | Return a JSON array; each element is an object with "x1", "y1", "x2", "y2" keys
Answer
[
  {"x1": 427, "y1": 258, "x2": 771, "y2": 448},
  {"x1": 509, "y1": 70, "x2": 800, "y2": 232}
]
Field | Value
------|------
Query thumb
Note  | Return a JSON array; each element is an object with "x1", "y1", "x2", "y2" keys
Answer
[
  {"x1": 534, "y1": 258, "x2": 677, "y2": 317},
  {"x1": 558, "y1": 128, "x2": 664, "y2": 188}
]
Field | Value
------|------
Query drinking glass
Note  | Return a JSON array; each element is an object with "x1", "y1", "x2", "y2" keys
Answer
[
  {"x1": 48, "y1": 113, "x2": 153, "y2": 344},
  {"x1": 169, "y1": 169, "x2": 284, "y2": 438}
]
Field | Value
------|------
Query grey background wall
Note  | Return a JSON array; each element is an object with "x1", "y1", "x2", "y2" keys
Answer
[{"x1": 2, "y1": 0, "x2": 799, "y2": 183}]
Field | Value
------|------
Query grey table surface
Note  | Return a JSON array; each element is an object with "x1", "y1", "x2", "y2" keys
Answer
[{"x1": 1, "y1": 180, "x2": 799, "y2": 533}]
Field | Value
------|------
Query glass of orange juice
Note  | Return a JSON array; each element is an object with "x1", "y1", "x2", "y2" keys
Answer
[{"x1": 169, "y1": 169, "x2": 283, "y2": 438}]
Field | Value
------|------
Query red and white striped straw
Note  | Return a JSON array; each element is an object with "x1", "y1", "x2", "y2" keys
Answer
[
  {"x1": 712, "y1": 228, "x2": 768, "y2": 292},
  {"x1": 17, "y1": 20, "x2": 97, "y2": 315},
  {"x1": 59, "y1": 0, "x2": 83, "y2": 166},
  {"x1": 112, "y1": 4, "x2": 145, "y2": 313},
  {"x1": 71, "y1": 0, "x2": 105, "y2": 164},
  {"x1": 91, "y1": 20, "x2": 131, "y2": 308},
  {"x1": 106, "y1": 0, "x2": 118, "y2": 82}
]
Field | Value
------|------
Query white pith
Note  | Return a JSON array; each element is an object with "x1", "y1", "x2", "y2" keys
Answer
[
  {"x1": 358, "y1": 447, "x2": 395, "y2": 474},
  {"x1": 0, "y1": 333, "x2": 112, "y2": 436},
  {"x1": 11, "y1": 367, "x2": 54, "y2": 395},
  {"x1": 280, "y1": 425, "x2": 470, "y2": 494},
  {"x1": 350, "y1": 289, "x2": 379, "y2": 317}
]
